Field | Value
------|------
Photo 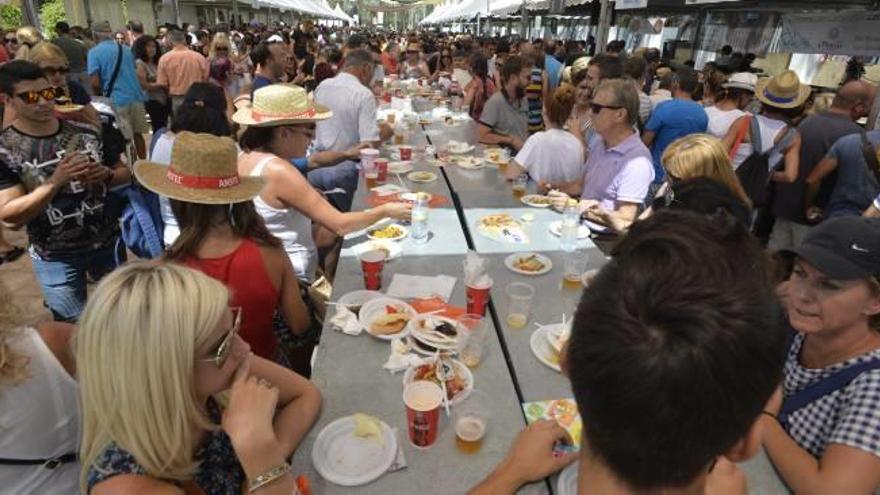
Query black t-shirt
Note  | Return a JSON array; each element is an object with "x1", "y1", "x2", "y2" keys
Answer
[
  {"x1": 68, "y1": 80, "x2": 91, "y2": 105},
  {"x1": 772, "y1": 112, "x2": 863, "y2": 223},
  {"x1": 0, "y1": 120, "x2": 118, "y2": 256}
]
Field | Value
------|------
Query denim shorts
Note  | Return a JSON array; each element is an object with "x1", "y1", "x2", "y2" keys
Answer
[{"x1": 29, "y1": 242, "x2": 125, "y2": 322}]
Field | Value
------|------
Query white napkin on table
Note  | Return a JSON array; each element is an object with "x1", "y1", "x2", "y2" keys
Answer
[
  {"x1": 386, "y1": 274, "x2": 457, "y2": 302},
  {"x1": 330, "y1": 306, "x2": 362, "y2": 335},
  {"x1": 371, "y1": 184, "x2": 408, "y2": 196},
  {"x1": 383, "y1": 338, "x2": 424, "y2": 373}
]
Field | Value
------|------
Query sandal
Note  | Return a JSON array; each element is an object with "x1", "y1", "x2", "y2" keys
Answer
[{"x1": 0, "y1": 246, "x2": 25, "y2": 263}]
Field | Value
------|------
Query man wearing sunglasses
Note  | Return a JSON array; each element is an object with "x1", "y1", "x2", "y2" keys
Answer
[{"x1": 0, "y1": 61, "x2": 129, "y2": 322}]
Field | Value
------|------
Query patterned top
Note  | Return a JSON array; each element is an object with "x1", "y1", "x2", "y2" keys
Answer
[
  {"x1": 526, "y1": 67, "x2": 544, "y2": 134},
  {"x1": 0, "y1": 120, "x2": 118, "y2": 256},
  {"x1": 783, "y1": 333, "x2": 880, "y2": 460},
  {"x1": 86, "y1": 399, "x2": 246, "y2": 494}
]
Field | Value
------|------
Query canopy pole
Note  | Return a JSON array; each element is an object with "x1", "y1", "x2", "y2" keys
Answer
[{"x1": 595, "y1": 0, "x2": 611, "y2": 53}]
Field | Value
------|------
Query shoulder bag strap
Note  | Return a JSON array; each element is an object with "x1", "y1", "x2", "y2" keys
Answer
[
  {"x1": 860, "y1": 132, "x2": 880, "y2": 185},
  {"x1": 729, "y1": 115, "x2": 751, "y2": 160},
  {"x1": 0, "y1": 452, "x2": 77, "y2": 469},
  {"x1": 104, "y1": 43, "x2": 124, "y2": 98},
  {"x1": 778, "y1": 357, "x2": 880, "y2": 428}
]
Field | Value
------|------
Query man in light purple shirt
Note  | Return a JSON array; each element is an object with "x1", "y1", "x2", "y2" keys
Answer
[{"x1": 546, "y1": 79, "x2": 654, "y2": 230}]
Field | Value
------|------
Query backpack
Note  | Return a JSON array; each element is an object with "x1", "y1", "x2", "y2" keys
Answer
[
  {"x1": 734, "y1": 116, "x2": 794, "y2": 208},
  {"x1": 114, "y1": 182, "x2": 165, "y2": 260}
]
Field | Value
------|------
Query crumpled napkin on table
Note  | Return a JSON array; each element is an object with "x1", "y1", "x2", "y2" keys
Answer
[
  {"x1": 330, "y1": 306, "x2": 362, "y2": 336},
  {"x1": 383, "y1": 338, "x2": 424, "y2": 373}
]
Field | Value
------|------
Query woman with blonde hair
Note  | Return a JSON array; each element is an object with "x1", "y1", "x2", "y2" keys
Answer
[
  {"x1": 0, "y1": 279, "x2": 79, "y2": 492},
  {"x1": 209, "y1": 33, "x2": 237, "y2": 97},
  {"x1": 13, "y1": 26, "x2": 42, "y2": 61},
  {"x1": 79, "y1": 262, "x2": 322, "y2": 494},
  {"x1": 589, "y1": 134, "x2": 751, "y2": 233},
  {"x1": 24, "y1": 42, "x2": 100, "y2": 128}
]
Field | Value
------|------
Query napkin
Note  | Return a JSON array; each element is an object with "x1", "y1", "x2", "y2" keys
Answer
[
  {"x1": 463, "y1": 250, "x2": 492, "y2": 288},
  {"x1": 371, "y1": 184, "x2": 408, "y2": 196},
  {"x1": 383, "y1": 338, "x2": 424, "y2": 373},
  {"x1": 386, "y1": 274, "x2": 456, "y2": 302},
  {"x1": 452, "y1": 68, "x2": 472, "y2": 88},
  {"x1": 330, "y1": 306, "x2": 362, "y2": 335}
]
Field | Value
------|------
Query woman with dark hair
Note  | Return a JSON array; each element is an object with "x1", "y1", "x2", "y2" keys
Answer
[
  {"x1": 132, "y1": 34, "x2": 168, "y2": 132},
  {"x1": 149, "y1": 82, "x2": 231, "y2": 245},
  {"x1": 463, "y1": 53, "x2": 495, "y2": 121}
]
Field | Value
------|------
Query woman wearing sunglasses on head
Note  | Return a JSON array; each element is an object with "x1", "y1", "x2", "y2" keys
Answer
[
  {"x1": 77, "y1": 261, "x2": 322, "y2": 495},
  {"x1": 24, "y1": 42, "x2": 100, "y2": 129}
]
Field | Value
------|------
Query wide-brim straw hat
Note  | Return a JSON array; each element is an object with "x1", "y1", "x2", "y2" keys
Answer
[
  {"x1": 755, "y1": 70, "x2": 811, "y2": 109},
  {"x1": 134, "y1": 131, "x2": 264, "y2": 205},
  {"x1": 232, "y1": 83, "x2": 332, "y2": 127}
]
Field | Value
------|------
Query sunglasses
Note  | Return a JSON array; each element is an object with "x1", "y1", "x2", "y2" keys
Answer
[
  {"x1": 216, "y1": 47, "x2": 229, "y2": 51},
  {"x1": 589, "y1": 102, "x2": 623, "y2": 114},
  {"x1": 42, "y1": 66, "x2": 70, "y2": 76},
  {"x1": 4, "y1": 38, "x2": 16, "y2": 44},
  {"x1": 16, "y1": 87, "x2": 61, "y2": 104},
  {"x1": 199, "y1": 307, "x2": 242, "y2": 369}
]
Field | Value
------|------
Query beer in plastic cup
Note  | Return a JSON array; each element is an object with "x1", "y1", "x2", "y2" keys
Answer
[
  {"x1": 359, "y1": 249, "x2": 387, "y2": 290},
  {"x1": 403, "y1": 381, "x2": 443, "y2": 448},
  {"x1": 505, "y1": 282, "x2": 534, "y2": 329},
  {"x1": 457, "y1": 314, "x2": 488, "y2": 368}
]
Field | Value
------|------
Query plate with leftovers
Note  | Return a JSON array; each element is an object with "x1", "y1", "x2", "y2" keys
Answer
[
  {"x1": 520, "y1": 194, "x2": 553, "y2": 208},
  {"x1": 406, "y1": 171, "x2": 438, "y2": 183},
  {"x1": 505, "y1": 253, "x2": 552, "y2": 276},
  {"x1": 359, "y1": 298, "x2": 417, "y2": 340},
  {"x1": 402, "y1": 357, "x2": 474, "y2": 406},
  {"x1": 407, "y1": 314, "x2": 462, "y2": 353},
  {"x1": 311, "y1": 413, "x2": 397, "y2": 486},
  {"x1": 475, "y1": 214, "x2": 529, "y2": 244},
  {"x1": 350, "y1": 240, "x2": 403, "y2": 260},
  {"x1": 336, "y1": 290, "x2": 383, "y2": 317},
  {"x1": 367, "y1": 224, "x2": 408, "y2": 241}
]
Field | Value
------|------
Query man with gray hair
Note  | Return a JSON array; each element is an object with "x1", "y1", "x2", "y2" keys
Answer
[
  {"x1": 156, "y1": 30, "x2": 208, "y2": 116},
  {"x1": 87, "y1": 20, "x2": 149, "y2": 159},
  {"x1": 310, "y1": 48, "x2": 393, "y2": 212}
]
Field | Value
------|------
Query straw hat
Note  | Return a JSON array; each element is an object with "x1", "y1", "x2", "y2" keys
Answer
[
  {"x1": 232, "y1": 84, "x2": 332, "y2": 127},
  {"x1": 723, "y1": 72, "x2": 758, "y2": 92},
  {"x1": 755, "y1": 70, "x2": 811, "y2": 109},
  {"x1": 134, "y1": 132, "x2": 264, "y2": 205}
]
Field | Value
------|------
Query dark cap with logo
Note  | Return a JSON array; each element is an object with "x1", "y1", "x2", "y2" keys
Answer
[{"x1": 785, "y1": 216, "x2": 880, "y2": 280}]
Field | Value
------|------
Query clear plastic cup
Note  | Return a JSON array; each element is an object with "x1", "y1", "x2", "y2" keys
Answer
[
  {"x1": 505, "y1": 282, "x2": 534, "y2": 329},
  {"x1": 457, "y1": 314, "x2": 488, "y2": 368}
]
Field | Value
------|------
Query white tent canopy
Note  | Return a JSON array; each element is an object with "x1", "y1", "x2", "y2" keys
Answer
[
  {"x1": 334, "y1": 4, "x2": 356, "y2": 22},
  {"x1": 258, "y1": 0, "x2": 349, "y2": 19}
]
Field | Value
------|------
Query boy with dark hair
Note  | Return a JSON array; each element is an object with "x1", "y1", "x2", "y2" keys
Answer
[
  {"x1": 0, "y1": 61, "x2": 129, "y2": 322},
  {"x1": 470, "y1": 210, "x2": 786, "y2": 494}
]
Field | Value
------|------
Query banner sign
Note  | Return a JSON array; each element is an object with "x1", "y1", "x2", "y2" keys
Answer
[
  {"x1": 779, "y1": 11, "x2": 880, "y2": 57},
  {"x1": 615, "y1": 0, "x2": 648, "y2": 10},
  {"x1": 684, "y1": 0, "x2": 741, "y2": 4}
]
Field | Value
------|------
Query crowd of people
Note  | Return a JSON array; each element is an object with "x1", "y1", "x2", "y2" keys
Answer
[{"x1": 0, "y1": 17, "x2": 879, "y2": 495}]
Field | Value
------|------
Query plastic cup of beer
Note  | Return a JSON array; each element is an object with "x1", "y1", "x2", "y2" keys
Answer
[
  {"x1": 455, "y1": 391, "x2": 488, "y2": 454},
  {"x1": 562, "y1": 251, "x2": 589, "y2": 290},
  {"x1": 394, "y1": 132, "x2": 406, "y2": 145},
  {"x1": 403, "y1": 380, "x2": 444, "y2": 449},
  {"x1": 512, "y1": 174, "x2": 528, "y2": 199},
  {"x1": 386, "y1": 112, "x2": 397, "y2": 125},
  {"x1": 505, "y1": 282, "x2": 534, "y2": 329},
  {"x1": 457, "y1": 314, "x2": 488, "y2": 368}
]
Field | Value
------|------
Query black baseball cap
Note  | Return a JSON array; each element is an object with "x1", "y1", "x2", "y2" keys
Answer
[{"x1": 785, "y1": 216, "x2": 880, "y2": 280}]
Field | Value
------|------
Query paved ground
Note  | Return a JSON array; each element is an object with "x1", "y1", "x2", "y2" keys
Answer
[{"x1": 1, "y1": 227, "x2": 51, "y2": 321}]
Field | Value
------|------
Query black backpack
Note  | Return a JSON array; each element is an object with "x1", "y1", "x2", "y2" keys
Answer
[{"x1": 735, "y1": 116, "x2": 794, "y2": 208}]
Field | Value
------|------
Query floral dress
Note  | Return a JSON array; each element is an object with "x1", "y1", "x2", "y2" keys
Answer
[{"x1": 86, "y1": 399, "x2": 245, "y2": 494}]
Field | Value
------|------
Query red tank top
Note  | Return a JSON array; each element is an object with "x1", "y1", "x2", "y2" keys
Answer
[{"x1": 184, "y1": 239, "x2": 279, "y2": 359}]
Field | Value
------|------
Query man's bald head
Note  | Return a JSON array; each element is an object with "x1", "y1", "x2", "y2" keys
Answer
[{"x1": 832, "y1": 80, "x2": 876, "y2": 117}]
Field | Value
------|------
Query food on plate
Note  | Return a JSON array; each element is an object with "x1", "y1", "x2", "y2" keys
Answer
[
  {"x1": 412, "y1": 360, "x2": 468, "y2": 401},
  {"x1": 486, "y1": 149, "x2": 501, "y2": 161},
  {"x1": 409, "y1": 171, "x2": 436, "y2": 182},
  {"x1": 368, "y1": 224, "x2": 405, "y2": 239},
  {"x1": 549, "y1": 399, "x2": 578, "y2": 427},
  {"x1": 352, "y1": 413, "x2": 385, "y2": 446},
  {"x1": 478, "y1": 213, "x2": 518, "y2": 229},
  {"x1": 513, "y1": 254, "x2": 545, "y2": 273},
  {"x1": 548, "y1": 326, "x2": 571, "y2": 354},
  {"x1": 523, "y1": 195, "x2": 552, "y2": 206},
  {"x1": 370, "y1": 305, "x2": 412, "y2": 334}
]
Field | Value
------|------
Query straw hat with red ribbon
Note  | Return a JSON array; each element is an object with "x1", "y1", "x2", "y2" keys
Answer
[
  {"x1": 134, "y1": 132, "x2": 264, "y2": 204},
  {"x1": 232, "y1": 83, "x2": 332, "y2": 127},
  {"x1": 755, "y1": 70, "x2": 811, "y2": 110}
]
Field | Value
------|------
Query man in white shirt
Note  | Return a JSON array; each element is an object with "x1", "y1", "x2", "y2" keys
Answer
[{"x1": 311, "y1": 49, "x2": 393, "y2": 211}]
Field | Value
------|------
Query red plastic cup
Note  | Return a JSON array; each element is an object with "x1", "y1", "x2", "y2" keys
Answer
[
  {"x1": 466, "y1": 279, "x2": 493, "y2": 316},
  {"x1": 403, "y1": 380, "x2": 444, "y2": 448},
  {"x1": 375, "y1": 158, "x2": 389, "y2": 182},
  {"x1": 359, "y1": 250, "x2": 387, "y2": 290},
  {"x1": 399, "y1": 146, "x2": 413, "y2": 162}
]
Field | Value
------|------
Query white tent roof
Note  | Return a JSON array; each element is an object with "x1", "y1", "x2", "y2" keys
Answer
[{"x1": 334, "y1": 3, "x2": 355, "y2": 22}]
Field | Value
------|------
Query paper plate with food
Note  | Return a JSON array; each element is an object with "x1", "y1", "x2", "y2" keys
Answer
[
  {"x1": 406, "y1": 171, "x2": 438, "y2": 183},
  {"x1": 483, "y1": 148, "x2": 509, "y2": 166},
  {"x1": 520, "y1": 194, "x2": 553, "y2": 208},
  {"x1": 399, "y1": 191, "x2": 433, "y2": 203},
  {"x1": 407, "y1": 314, "x2": 462, "y2": 354},
  {"x1": 402, "y1": 357, "x2": 474, "y2": 406},
  {"x1": 505, "y1": 252, "x2": 552, "y2": 276},
  {"x1": 529, "y1": 322, "x2": 570, "y2": 373},
  {"x1": 367, "y1": 223, "x2": 407, "y2": 242},
  {"x1": 336, "y1": 290, "x2": 383, "y2": 317},
  {"x1": 311, "y1": 413, "x2": 397, "y2": 486},
  {"x1": 475, "y1": 213, "x2": 529, "y2": 244},
  {"x1": 447, "y1": 140, "x2": 474, "y2": 155},
  {"x1": 448, "y1": 156, "x2": 485, "y2": 170},
  {"x1": 359, "y1": 298, "x2": 417, "y2": 340},
  {"x1": 548, "y1": 221, "x2": 590, "y2": 240},
  {"x1": 350, "y1": 240, "x2": 403, "y2": 261},
  {"x1": 387, "y1": 161, "x2": 414, "y2": 174}
]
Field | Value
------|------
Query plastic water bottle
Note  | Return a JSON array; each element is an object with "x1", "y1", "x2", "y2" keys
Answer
[
  {"x1": 411, "y1": 195, "x2": 430, "y2": 244},
  {"x1": 560, "y1": 199, "x2": 579, "y2": 252}
]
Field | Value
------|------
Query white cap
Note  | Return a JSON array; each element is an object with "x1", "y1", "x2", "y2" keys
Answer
[{"x1": 723, "y1": 72, "x2": 758, "y2": 92}]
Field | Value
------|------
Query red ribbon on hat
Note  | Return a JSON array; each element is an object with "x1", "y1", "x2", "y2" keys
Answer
[
  {"x1": 252, "y1": 107, "x2": 317, "y2": 122},
  {"x1": 166, "y1": 168, "x2": 241, "y2": 189}
]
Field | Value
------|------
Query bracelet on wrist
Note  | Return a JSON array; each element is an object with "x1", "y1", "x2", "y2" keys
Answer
[
  {"x1": 248, "y1": 462, "x2": 291, "y2": 493},
  {"x1": 761, "y1": 410, "x2": 777, "y2": 420}
]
